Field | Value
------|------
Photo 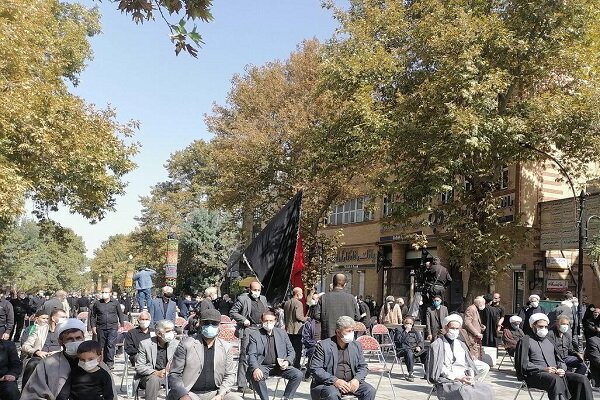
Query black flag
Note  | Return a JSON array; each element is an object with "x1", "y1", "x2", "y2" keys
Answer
[{"x1": 243, "y1": 191, "x2": 302, "y2": 305}]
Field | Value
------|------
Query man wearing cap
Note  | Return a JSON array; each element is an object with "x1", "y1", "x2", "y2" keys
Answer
[
  {"x1": 427, "y1": 314, "x2": 495, "y2": 399},
  {"x1": 515, "y1": 313, "x2": 593, "y2": 400},
  {"x1": 136, "y1": 319, "x2": 180, "y2": 400},
  {"x1": 517, "y1": 294, "x2": 545, "y2": 337},
  {"x1": 168, "y1": 309, "x2": 242, "y2": 400},
  {"x1": 502, "y1": 315, "x2": 525, "y2": 356},
  {"x1": 21, "y1": 318, "x2": 117, "y2": 399}
]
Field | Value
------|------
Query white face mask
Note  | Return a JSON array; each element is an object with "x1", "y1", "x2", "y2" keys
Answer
[
  {"x1": 139, "y1": 320, "x2": 150, "y2": 329},
  {"x1": 341, "y1": 332, "x2": 354, "y2": 343},
  {"x1": 251, "y1": 290, "x2": 261, "y2": 299},
  {"x1": 536, "y1": 327, "x2": 549, "y2": 338},
  {"x1": 162, "y1": 331, "x2": 176, "y2": 342},
  {"x1": 78, "y1": 359, "x2": 99, "y2": 372},
  {"x1": 56, "y1": 317, "x2": 68, "y2": 325},
  {"x1": 262, "y1": 322, "x2": 275, "y2": 332},
  {"x1": 64, "y1": 341, "x2": 83, "y2": 356},
  {"x1": 511, "y1": 323, "x2": 521, "y2": 329},
  {"x1": 101, "y1": 292, "x2": 111, "y2": 300},
  {"x1": 559, "y1": 324, "x2": 570, "y2": 333},
  {"x1": 530, "y1": 301, "x2": 539, "y2": 308},
  {"x1": 446, "y1": 328, "x2": 460, "y2": 341}
]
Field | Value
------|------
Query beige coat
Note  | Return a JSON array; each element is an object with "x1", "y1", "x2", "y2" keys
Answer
[
  {"x1": 379, "y1": 303, "x2": 403, "y2": 325},
  {"x1": 463, "y1": 304, "x2": 485, "y2": 360},
  {"x1": 21, "y1": 324, "x2": 53, "y2": 356},
  {"x1": 283, "y1": 297, "x2": 306, "y2": 335},
  {"x1": 20, "y1": 351, "x2": 117, "y2": 399}
]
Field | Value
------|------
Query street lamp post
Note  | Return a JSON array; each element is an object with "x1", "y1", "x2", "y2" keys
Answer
[{"x1": 519, "y1": 142, "x2": 585, "y2": 301}]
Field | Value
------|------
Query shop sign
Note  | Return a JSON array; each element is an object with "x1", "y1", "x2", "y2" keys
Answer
[
  {"x1": 546, "y1": 257, "x2": 569, "y2": 270},
  {"x1": 546, "y1": 279, "x2": 569, "y2": 293},
  {"x1": 336, "y1": 247, "x2": 377, "y2": 265}
]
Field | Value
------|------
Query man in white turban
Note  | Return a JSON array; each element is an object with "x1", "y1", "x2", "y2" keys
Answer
[
  {"x1": 502, "y1": 315, "x2": 524, "y2": 356},
  {"x1": 426, "y1": 314, "x2": 495, "y2": 400},
  {"x1": 517, "y1": 294, "x2": 545, "y2": 337},
  {"x1": 515, "y1": 313, "x2": 593, "y2": 400}
]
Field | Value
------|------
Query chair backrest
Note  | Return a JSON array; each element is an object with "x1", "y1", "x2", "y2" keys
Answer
[
  {"x1": 119, "y1": 321, "x2": 135, "y2": 333},
  {"x1": 218, "y1": 326, "x2": 238, "y2": 343},
  {"x1": 175, "y1": 316, "x2": 188, "y2": 327},
  {"x1": 220, "y1": 315, "x2": 232, "y2": 323},
  {"x1": 371, "y1": 324, "x2": 389, "y2": 335},
  {"x1": 354, "y1": 322, "x2": 367, "y2": 332},
  {"x1": 76, "y1": 311, "x2": 88, "y2": 321},
  {"x1": 356, "y1": 335, "x2": 382, "y2": 352}
]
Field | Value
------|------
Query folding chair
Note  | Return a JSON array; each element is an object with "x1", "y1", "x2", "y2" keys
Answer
[
  {"x1": 497, "y1": 351, "x2": 514, "y2": 370},
  {"x1": 220, "y1": 314, "x2": 233, "y2": 323},
  {"x1": 356, "y1": 335, "x2": 396, "y2": 400},
  {"x1": 370, "y1": 324, "x2": 405, "y2": 376},
  {"x1": 354, "y1": 322, "x2": 367, "y2": 338},
  {"x1": 242, "y1": 376, "x2": 285, "y2": 400},
  {"x1": 514, "y1": 381, "x2": 546, "y2": 400}
]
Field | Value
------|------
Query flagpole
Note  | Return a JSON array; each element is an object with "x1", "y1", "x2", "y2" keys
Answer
[{"x1": 242, "y1": 254, "x2": 262, "y2": 287}]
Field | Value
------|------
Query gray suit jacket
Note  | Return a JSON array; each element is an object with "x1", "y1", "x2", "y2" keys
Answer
[
  {"x1": 309, "y1": 337, "x2": 368, "y2": 386},
  {"x1": 229, "y1": 293, "x2": 269, "y2": 336},
  {"x1": 314, "y1": 289, "x2": 359, "y2": 338},
  {"x1": 167, "y1": 336, "x2": 237, "y2": 399},
  {"x1": 425, "y1": 305, "x2": 449, "y2": 338},
  {"x1": 135, "y1": 336, "x2": 179, "y2": 377},
  {"x1": 247, "y1": 327, "x2": 295, "y2": 371}
]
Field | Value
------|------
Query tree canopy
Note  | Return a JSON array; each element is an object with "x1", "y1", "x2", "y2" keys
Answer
[{"x1": 0, "y1": 0, "x2": 138, "y2": 234}]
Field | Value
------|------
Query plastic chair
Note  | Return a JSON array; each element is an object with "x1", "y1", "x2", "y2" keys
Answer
[
  {"x1": 175, "y1": 316, "x2": 188, "y2": 328},
  {"x1": 354, "y1": 322, "x2": 367, "y2": 337},
  {"x1": 370, "y1": 324, "x2": 404, "y2": 375},
  {"x1": 220, "y1": 315, "x2": 233, "y2": 323},
  {"x1": 356, "y1": 335, "x2": 396, "y2": 400},
  {"x1": 513, "y1": 381, "x2": 546, "y2": 400}
]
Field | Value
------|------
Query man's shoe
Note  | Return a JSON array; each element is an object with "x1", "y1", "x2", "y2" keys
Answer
[
  {"x1": 237, "y1": 387, "x2": 253, "y2": 394},
  {"x1": 406, "y1": 373, "x2": 415, "y2": 382}
]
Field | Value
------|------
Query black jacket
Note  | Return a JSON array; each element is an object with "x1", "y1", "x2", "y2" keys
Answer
[
  {"x1": 90, "y1": 299, "x2": 125, "y2": 329},
  {"x1": 515, "y1": 334, "x2": 566, "y2": 381},
  {"x1": 0, "y1": 299, "x2": 14, "y2": 332},
  {"x1": 10, "y1": 297, "x2": 32, "y2": 316},
  {"x1": 124, "y1": 327, "x2": 151, "y2": 357},
  {"x1": 0, "y1": 339, "x2": 22, "y2": 378}
]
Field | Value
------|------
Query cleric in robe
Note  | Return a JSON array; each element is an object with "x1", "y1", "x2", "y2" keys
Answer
[
  {"x1": 515, "y1": 313, "x2": 593, "y2": 400},
  {"x1": 426, "y1": 314, "x2": 495, "y2": 400}
]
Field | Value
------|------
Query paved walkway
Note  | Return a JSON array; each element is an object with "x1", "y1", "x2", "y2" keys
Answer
[{"x1": 110, "y1": 353, "x2": 600, "y2": 400}]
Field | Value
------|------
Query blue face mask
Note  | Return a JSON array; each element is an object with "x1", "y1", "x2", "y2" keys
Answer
[
  {"x1": 201, "y1": 324, "x2": 219, "y2": 338},
  {"x1": 433, "y1": 301, "x2": 441, "y2": 309}
]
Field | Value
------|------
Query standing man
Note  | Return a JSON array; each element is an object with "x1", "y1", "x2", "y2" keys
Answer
[
  {"x1": 90, "y1": 287, "x2": 126, "y2": 369},
  {"x1": 309, "y1": 316, "x2": 375, "y2": 400},
  {"x1": 464, "y1": 296, "x2": 486, "y2": 361},
  {"x1": 40, "y1": 290, "x2": 69, "y2": 317},
  {"x1": 230, "y1": 281, "x2": 269, "y2": 393},
  {"x1": 148, "y1": 286, "x2": 178, "y2": 327},
  {"x1": 314, "y1": 274, "x2": 359, "y2": 338},
  {"x1": 356, "y1": 296, "x2": 371, "y2": 329},
  {"x1": 491, "y1": 292, "x2": 505, "y2": 332},
  {"x1": 425, "y1": 294, "x2": 448, "y2": 341},
  {"x1": 424, "y1": 257, "x2": 452, "y2": 297},
  {"x1": 284, "y1": 287, "x2": 307, "y2": 369},
  {"x1": 199, "y1": 287, "x2": 218, "y2": 312},
  {"x1": 9, "y1": 292, "x2": 30, "y2": 342},
  {"x1": 167, "y1": 309, "x2": 242, "y2": 400},
  {"x1": 135, "y1": 320, "x2": 180, "y2": 400},
  {"x1": 517, "y1": 294, "x2": 545, "y2": 337},
  {"x1": 0, "y1": 294, "x2": 15, "y2": 340},
  {"x1": 247, "y1": 311, "x2": 303, "y2": 400},
  {"x1": 133, "y1": 266, "x2": 157, "y2": 311}
]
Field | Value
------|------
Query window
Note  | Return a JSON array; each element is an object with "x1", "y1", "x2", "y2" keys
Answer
[
  {"x1": 500, "y1": 165, "x2": 509, "y2": 189},
  {"x1": 464, "y1": 177, "x2": 473, "y2": 192},
  {"x1": 383, "y1": 194, "x2": 397, "y2": 216},
  {"x1": 440, "y1": 189, "x2": 453, "y2": 204},
  {"x1": 328, "y1": 196, "x2": 373, "y2": 225}
]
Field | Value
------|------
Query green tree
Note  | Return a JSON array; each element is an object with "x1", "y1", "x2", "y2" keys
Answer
[
  {"x1": 0, "y1": 0, "x2": 138, "y2": 234},
  {"x1": 176, "y1": 208, "x2": 239, "y2": 293},
  {"x1": 90, "y1": 234, "x2": 134, "y2": 292},
  {"x1": 324, "y1": 0, "x2": 600, "y2": 299}
]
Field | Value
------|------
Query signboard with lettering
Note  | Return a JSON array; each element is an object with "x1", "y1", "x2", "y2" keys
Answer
[
  {"x1": 546, "y1": 257, "x2": 569, "y2": 270},
  {"x1": 546, "y1": 279, "x2": 569, "y2": 293},
  {"x1": 336, "y1": 247, "x2": 377, "y2": 266},
  {"x1": 540, "y1": 193, "x2": 600, "y2": 250}
]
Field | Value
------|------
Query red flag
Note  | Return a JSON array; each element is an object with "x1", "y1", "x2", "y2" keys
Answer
[{"x1": 291, "y1": 233, "x2": 305, "y2": 301}]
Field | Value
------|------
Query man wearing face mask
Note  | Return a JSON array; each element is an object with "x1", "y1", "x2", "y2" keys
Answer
[
  {"x1": 124, "y1": 311, "x2": 152, "y2": 367},
  {"x1": 247, "y1": 311, "x2": 302, "y2": 400},
  {"x1": 517, "y1": 294, "x2": 545, "y2": 337},
  {"x1": 425, "y1": 294, "x2": 449, "y2": 342},
  {"x1": 463, "y1": 297, "x2": 486, "y2": 361},
  {"x1": 309, "y1": 316, "x2": 374, "y2": 400},
  {"x1": 90, "y1": 287, "x2": 126, "y2": 369},
  {"x1": 21, "y1": 318, "x2": 117, "y2": 399},
  {"x1": 136, "y1": 320, "x2": 180, "y2": 400},
  {"x1": 547, "y1": 316, "x2": 586, "y2": 375},
  {"x1": 394, "y1": 315, "x2": 427, "y2": 382},
  {"x1": 427, "y1": 314, "x2": 495, "y2": 399},
  {"x1": 168, "y1": 309, "x2": 242, "y2": 400},
  {"x1": 515, "y1": 313, "x2": 594, "y2": 400},
  {"x1": 229, "y1": 281, "x2": 269, "y2": 392},
  {"x1": 502, "y1": 315, "x2": 525, "y2": 357},
  {"x1": 149, "y1": 286, "x2": 178, "y2": 328}
]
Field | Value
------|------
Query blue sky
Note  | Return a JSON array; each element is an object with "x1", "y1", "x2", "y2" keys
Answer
[{"x1": 52, "y1": 1, "x2": 339, "y2": 256}]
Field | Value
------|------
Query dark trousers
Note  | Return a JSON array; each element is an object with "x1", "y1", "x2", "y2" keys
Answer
[
  {"x1": 11, "y1": 314, "x2": 25, "y2": 342},
  {"x1": 311, "y1": 381, "x2": 376, "y2": 400},
  {"x1": 526, "y1": 371, "x2": 593, "y2": 400},
  {"x1": 237, "y1": 327, "x2": 258, "y2": 388},
  {"x1": 397, "y1": 348, "x2": 427, "y2": 374},
  {"x1": 564, "y1": 355, "x2": 587, "y2": 375},
  {"x1": 289, "y1": 334, "x2": 303, "y2": 369},
  {"x1": 590, "y1": 360, "x2": 600, "y2": 387},
  {"x1": 248, "y1": 365, "x2": 302, "y2": 400},
  {"x1": 139, "y1": 373, "x2": 162, "y2": 400},
  {"x1": 137, "y1": 289, "x2": 152, "y2": 310},
  {"x1": 22, "y1": 356, "x2": 42, "y2": 390},
  {"x1": 98, "y1": 328, "x2": 118, "y2": 366},
  {"x1": 0, "y1": 381, "x2": 20, "y2": 400}
]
